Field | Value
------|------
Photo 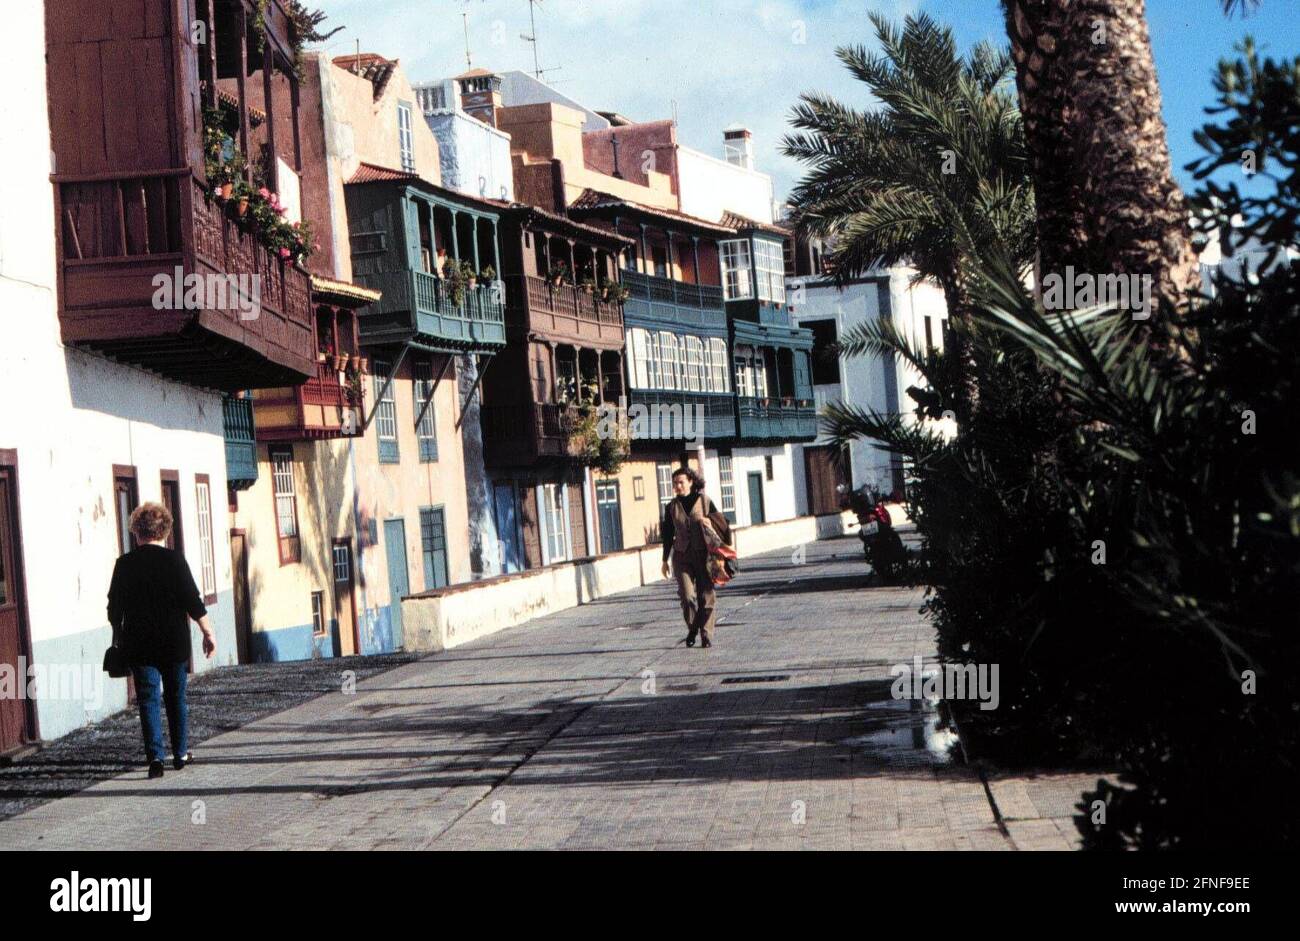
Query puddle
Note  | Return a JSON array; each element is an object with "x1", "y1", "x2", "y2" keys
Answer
[{"x1": 840, "y1": 695, "x2": 959, "y2": 765}]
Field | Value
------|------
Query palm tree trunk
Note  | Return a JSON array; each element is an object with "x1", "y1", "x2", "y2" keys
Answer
[{"x1": 1002, "y1": 0, "x2": 1200, "y2": 311}]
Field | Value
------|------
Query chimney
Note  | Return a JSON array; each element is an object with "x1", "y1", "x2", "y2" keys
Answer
[
  {"x1": 458, "y1": 70, "x2": 504, "y2": 127},
  {"x1": 723, "y1": 125, "x2": 754, "y2": 170}
]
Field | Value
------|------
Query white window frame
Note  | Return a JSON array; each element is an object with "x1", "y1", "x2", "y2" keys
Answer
[
  {"x1": 374, "y1": 359, "x2": 398, "y2": 452},
  {"x1": 195, "y1": 479, "x2": 216, "y2": 598},
  {"x1": 629, "y1": 328, "x2": 651, "y2": 389},
  {"x1": 656, "y1": 462, "x2": 674, "y2": 509},
  {"x1": 719, "y1": 455, "x2": 736, "y2": 514},
  {"x1": 658, "y1": 331, "x2": 680, "y2": 390},
  {"x1": 398, "y1": 102, "x2": 415, "y2": 173},
  {"x1": 537, "y1": 483, "x2": 571, "y2": 565},
  {"x1": 721, "y1": 239, "x2": 753, "y2": 300},
  {"x1": 413, "y1": 358, "x2": 437, "y2": 459},
  {"x1": 755, "y1": 237, "x2": 786, "y2": 303},
  {"x1": 685, "y1": 336, "x2": 704, "y2": 392},
  {"x1": 272, "y1": 449, "x2": 298, "y2": 540},
  {"x1": 710, "y1": 338, "x2": 730, "y2": 392},
  {"x1": 332, "y1": 543, "x2": 351, "y2": 582}
]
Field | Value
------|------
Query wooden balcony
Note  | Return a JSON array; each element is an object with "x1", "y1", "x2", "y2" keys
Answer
[
  {"x1": 222, "y1": 396, "x2": 259, "y2": 490},
  {"x1": 253, "y1": 361, "x2": 365, "y2": 442},
  {"x1": 625, "y1": 390, "x2": 737, "y2": 443},
  {"x1": 481, "y1": 401, "x2": 586, "y2": 467},
  {"x1": 621, "y1": 269, "x2": 726, "y2": 332},
  {"x1": 357, "y1": 271, "x2": 506, "y2": 352},
  {"x1": 736, "y1": 396, "x2": 818, "y2": 443},
  {"x1": 56, "y1": 171, "x2": 315, "y2": 391},
  {"x1": 509, "y1": 275, "x2": 625, "y2": 347}
]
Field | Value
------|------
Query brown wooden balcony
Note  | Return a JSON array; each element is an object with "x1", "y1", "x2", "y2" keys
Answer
[
  {"x1": 481, "y1": 401, "x2": 587, "y2": 467},
  {"x1": 508, "y1": 275, "x2": 624, "y2": 347},
  {"x1": 53, "y1": 171, "x2": 315, "y2": 392},
  {"x1": 253, "y1": 360, "x2": 365, "y2": 442}
]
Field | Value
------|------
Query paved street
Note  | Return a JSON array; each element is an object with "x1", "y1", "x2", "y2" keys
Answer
[{"x1": 0, "y1": 538, "x2": 1095, "y2": 850}]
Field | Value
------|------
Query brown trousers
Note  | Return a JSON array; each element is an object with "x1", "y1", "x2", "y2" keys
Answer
[{"x1": 672, "y1": 550, "x2": 716, "y2": 642}]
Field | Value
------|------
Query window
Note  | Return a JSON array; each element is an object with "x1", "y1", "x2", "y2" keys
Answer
[
  {"x1": 539, "y1": 483, "x2": 570, "y2": 564},
  {"x1": 633, "y1": 476, "x2": 645, "y2": 501},
  {"x1": 413, "y1": 358, "x2": 438, "y2": 462},
  {"x1": 374, "y1": 359, "x2": 399, "y2": 463},
  {"x1": 805, "y1": 319, "x2": 841, "y2": 384},
  {"x1": 332, "y1": 543, "x2": 351, "y2": 583},
  {"x1": 658, "y1": 332, "x2": 680, "y2": 390},
  {"x1": 271, "y1": 446, "x2": 301, "y2": 564},
  {"x1": 684, "y1": 337, "x2": 705, "y2": 392},
  {"x1": 656, "y1": 462, "x2": 674, "y2": 509},
  {"x1": 755, "y1": 238, "x2": 786, "y2": 303},
  {"x1": 112, "y1": 467, "x2": 138, "y2": 555},
  {"x1": 311, "y1": 591, "x2": 326, "y2": 636},
  {"x1": 719, "y1": 455, "x2": 736, "y2": 521},
  {"x1": 629, "y1": 328, "x2": 651, "y2": 389},
  {"x1": 765, "y1": 455, "x2": 775, "y2": 481},
  {"x1": 195, "y1": 475, "x2": 217, "y2": 603},
  {"x1": 710, "y1": 338, "x2": 730, "y2": 392},
  {"x1": 398, "y1": 102, "x2": 415, "y2": 173},
  {"x1": 420, "y1": 507, "x2": 449, "y2": 589},
  {"x1": 721, "y1": 239, "x2": 753, "y2": 300}
]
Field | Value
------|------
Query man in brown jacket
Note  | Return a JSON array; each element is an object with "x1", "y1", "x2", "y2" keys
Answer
[{"x1": 660, "y1": 467, "x2": 721, "y2": 648}]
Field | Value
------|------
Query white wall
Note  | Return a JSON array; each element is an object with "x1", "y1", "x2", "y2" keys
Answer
[
  {"x1": 700, "y1": 445, "x2": 798, "y2": 528},
  {"x1": 427, "y1": 110, "x2": 515, "y2": 203},
  {"x1": 788, "y1": 266, "x2": 953, "y2": 496},
  {"x1": 677, "y1": 145, "x2": 775, "y2": 224},
  {"x1": 0, "y1": 4, "x2": 235, "y2": 741}
]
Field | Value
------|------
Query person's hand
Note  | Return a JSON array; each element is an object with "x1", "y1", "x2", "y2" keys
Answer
[
  {"x1": 202, "y1": 631, "x2": 216, "y2": 659},
  {"x1": 661, "y1": 560, "x2": 670, "y2": 578}
]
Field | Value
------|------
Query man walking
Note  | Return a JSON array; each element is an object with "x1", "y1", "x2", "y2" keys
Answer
[{"x1": 660, "y1": 467, "x2": 721, "y2": 648}]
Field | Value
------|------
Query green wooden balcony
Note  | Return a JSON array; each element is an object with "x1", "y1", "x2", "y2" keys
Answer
[
  {"x1": 356, "y1": 270, "x2": 506, "y2": 352},
  {"x1": 222, "y1": 396, "x2": 259, "y2": 490},
  {"x1": 735, "y1": 396, "x2": 818, "y2": 443}
]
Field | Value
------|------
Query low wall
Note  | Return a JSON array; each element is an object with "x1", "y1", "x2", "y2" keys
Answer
[{"x1": 401, "y1": 510, "x2": 860, "y2": 653}]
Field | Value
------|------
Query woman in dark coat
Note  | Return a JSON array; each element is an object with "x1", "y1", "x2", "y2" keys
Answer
[
  {"x1": 107, "y1": 503, "x2": 216, "y2": 779},
  {"x1": 660, "y1": 467, "x2": 722, "y2": 648}
]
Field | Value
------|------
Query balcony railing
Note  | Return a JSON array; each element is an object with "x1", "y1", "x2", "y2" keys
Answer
[
  {"x1": 55, "y1": 169, "x2": 314, "y2": 390},
  {"x1": 411, "y1": 271, "x2": 507, "y2": 348},
  {"x1": 480, "y1": 400, "x2": 585, "y2": 464},
  {"x1": 518, "y1": 275, "x2": 624, "y2": 325},
  {"x1": 626, "y1": 389, "x2": 737, "y2": 442},
  {"x1": 223, "y1": 396, "x2": 259, "y2": 490},
  {"x1": 622, "y1": 269, "x2": 724, "y2": 309},
  {"x1": 736, "y1": 396, "x2": 818, "y2": 442}
]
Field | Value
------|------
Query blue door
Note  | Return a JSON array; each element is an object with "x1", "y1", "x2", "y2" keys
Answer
[
  {"x1": 494, "y1": 483, "x2": 523, "y2": 573},
  {"x1": 747, "y1": 472, "x2": 766, "y2": 525},
  {"x1": 596, "y1": 480, "x2": 624, "y2": 554},
  {"x1": 383, "y1": 519, "x2": 409, "y2": 650}
]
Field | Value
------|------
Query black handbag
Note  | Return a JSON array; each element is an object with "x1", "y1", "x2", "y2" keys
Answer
[{"x1": 102, "y1": 635, "x2": 130, "y2": 678}]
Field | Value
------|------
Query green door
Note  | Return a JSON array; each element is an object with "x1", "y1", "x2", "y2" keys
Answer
[{"x1": 747, "y1": 472, "x2": 766, "y2": 525}]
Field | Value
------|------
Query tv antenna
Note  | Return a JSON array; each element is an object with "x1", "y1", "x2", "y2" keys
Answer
[
  {"x1": 462, "y1": 12, "x2": 473, "y2": 70},
  {"x1": 519, "y1": 0, "x2": 555, "y2": 81}
]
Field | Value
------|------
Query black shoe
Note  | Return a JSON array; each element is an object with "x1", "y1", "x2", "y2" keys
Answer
[
  {"x1": 701, "y1": 637, "x2": 713, "y2": 648},
  {"x1": 685, "y1": 635, "x2": 696, "y2": 647},
  {"x1": 148, "y1": 761, "x2": 165, "y2": 779},
  {"x1": 173, "y1": 752, "x2": 193, "y2": 771}
]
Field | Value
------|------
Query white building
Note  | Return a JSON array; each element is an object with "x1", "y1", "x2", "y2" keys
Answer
[{"x1": 0, "y1": 4, "x2": 238, "y2": 749}]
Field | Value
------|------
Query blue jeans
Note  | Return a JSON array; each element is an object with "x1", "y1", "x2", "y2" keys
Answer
[{"x1": 132, "y1": 663, "x2": 189, "y2": 764}]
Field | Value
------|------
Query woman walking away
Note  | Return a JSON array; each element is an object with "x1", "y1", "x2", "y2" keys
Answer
[
  {"x1": 107, "y1": 503, "x2": 216, "y2": 779},
  {"x1": 660, "y1": 467, "x2": 722, "y2": 648}
]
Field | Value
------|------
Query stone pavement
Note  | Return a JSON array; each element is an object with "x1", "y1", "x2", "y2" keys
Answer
[{"x1": 0, "y1": 538, "x2": 1098, "y2": 850}]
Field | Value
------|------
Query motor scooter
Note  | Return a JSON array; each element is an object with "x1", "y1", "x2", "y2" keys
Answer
[{"x1": 844, "y1": 486, "x2": 908, "y2": 584}]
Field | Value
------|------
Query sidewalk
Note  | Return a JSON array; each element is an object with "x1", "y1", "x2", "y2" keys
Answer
[{"x1": 0, "y1": 538, "x2": 1098, "y2": 850}]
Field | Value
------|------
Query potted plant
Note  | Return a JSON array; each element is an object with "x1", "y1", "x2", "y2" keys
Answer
[
  {"x1": 548, "y1": 261, "x2": 569, "y2": 288},
  {"x1": 336, "y1": 350, "x2": 351, "y2": 372},
  {"x1": 444, "y1": 261, "x2": 466, "y2": 306},
  {"x1": 479, "y1": 264, "x2": 496, "y2": 284},
  {"x1": 462, "y1": 260, "x2": 479, "y2": 290},
  {"x1": 579, "y1": 277, "x2": 596, "y2": 296}
]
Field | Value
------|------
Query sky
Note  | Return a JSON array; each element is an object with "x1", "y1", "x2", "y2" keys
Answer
[{"x1": 310, "y1": 0, "x2": 1300, "y2": 203}]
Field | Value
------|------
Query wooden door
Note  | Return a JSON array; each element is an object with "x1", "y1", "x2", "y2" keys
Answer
[
  {"x1": 230, "y1": 531, "x2": 252, "y2": 664},
  {"x1": 383, "y1": 519, "x2": 409, "y2": 651},
  {"x1": 332, "y1": 540, "x2": 358, "y2": 655},
  {"x1": 0, "y1": 467, "x2": 34, "y2": 753},
  {"x1": 804, "y1": 445, "x2": 850, "y2": 516},
  {"x1": 493, "y1": 483, "x2": 523, "y2": 574},
  {"x1": 160, "y1": 475, "x2": 184, "y2": 553},
  {"x1": 596, "y1": 480, "x2": 623, "y2": 554}
]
